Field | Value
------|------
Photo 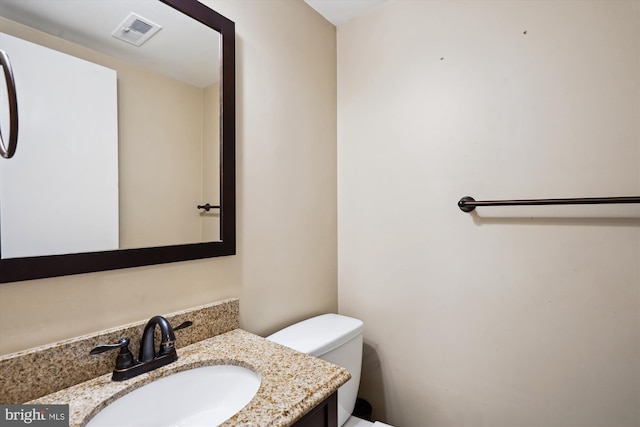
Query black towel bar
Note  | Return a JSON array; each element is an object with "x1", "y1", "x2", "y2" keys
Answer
[{"x1": 458, "y1": 196, "x2": 640, "y2": 212}]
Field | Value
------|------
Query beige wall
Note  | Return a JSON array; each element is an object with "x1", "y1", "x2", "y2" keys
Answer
[
  {"x1": 118, "y1": 66, "x2": 204, "y2": 248},
  {"x1": 201, "y1": 81, "x2": 221, "y2": 242},
  {"x1": 338, "y1": 1, "x2": 639, "y2": 426},
  {"x1": 0, "y1": 0, "x2": 337, "y2": 355}
]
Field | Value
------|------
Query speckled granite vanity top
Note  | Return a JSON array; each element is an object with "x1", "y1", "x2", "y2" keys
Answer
[
  {"x1": 0, "y1": 299, "x2": 350, "y2": 426},
  {"x1": 30, "y1": 329, "x2": 350, "y2": 426}
]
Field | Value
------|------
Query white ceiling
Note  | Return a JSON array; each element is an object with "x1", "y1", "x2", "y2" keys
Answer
[
  {"x1": 304, "y1": 0, "x2": 387, "y2": 26},
  {"x1": 0, "y1": 0, "x2": 220, "y2": 88},
  {"x1": 0, "y1": 0, "x2": 388, "y2": 87}
]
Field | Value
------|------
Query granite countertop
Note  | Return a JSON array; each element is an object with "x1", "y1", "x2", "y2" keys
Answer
[{"x1": 29, "y1": 329, "x2": 351, "y2": 427}]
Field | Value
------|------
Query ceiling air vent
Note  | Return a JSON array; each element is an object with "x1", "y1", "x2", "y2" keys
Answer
[{"x1": 112, "y1": 13, "x2": 162, "y2": 47}]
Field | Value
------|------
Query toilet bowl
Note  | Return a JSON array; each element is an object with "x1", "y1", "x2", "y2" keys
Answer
[{"x1": 266, "y1": 314, "x2": 394, "y2": 427}]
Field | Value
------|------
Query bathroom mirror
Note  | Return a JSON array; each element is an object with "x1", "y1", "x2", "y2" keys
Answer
[{"x1": 0, "y1": 0, "x2": 235, "y2": 283}]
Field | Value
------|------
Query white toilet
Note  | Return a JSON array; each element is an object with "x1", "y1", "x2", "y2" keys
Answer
[{"x1": 267, "y1": 314, "x2": 393, "y2": 427}]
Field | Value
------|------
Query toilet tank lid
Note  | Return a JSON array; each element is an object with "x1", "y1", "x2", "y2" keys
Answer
[{"x1": 267, "y1": 314, "x2": 363, "y2": 357}]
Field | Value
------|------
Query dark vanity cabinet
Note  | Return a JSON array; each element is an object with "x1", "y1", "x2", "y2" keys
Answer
[{"x1": 292, "y1": 392, "x2": 338, "y2": 427}]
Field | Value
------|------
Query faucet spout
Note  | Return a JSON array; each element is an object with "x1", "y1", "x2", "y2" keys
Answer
[{"x1": 139, "y1": 315, "x2": 176, "y2": 362}]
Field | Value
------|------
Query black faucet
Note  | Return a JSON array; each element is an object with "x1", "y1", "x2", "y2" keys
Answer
[
  {"x1": 139, "y1": 315, "x2": 177, "y2": 362},
  {"x1": 90, "y1": 316, "x2": 192, "y2": 381}
]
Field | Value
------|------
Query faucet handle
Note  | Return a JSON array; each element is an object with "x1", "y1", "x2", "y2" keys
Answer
[
  {"x1": 90, "y1": 337, "x2": 130, "y2": 354},
  {"x1": 90, "y1": 337, "x2": 135, "y2": 370},
  {"x1": 173, "y1": 320, "x2": 193, "y2": 331}
]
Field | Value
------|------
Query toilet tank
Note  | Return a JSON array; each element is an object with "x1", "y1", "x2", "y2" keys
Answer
[{"x1": 266, "y1": 314, "x2": 364, "y2": 427}]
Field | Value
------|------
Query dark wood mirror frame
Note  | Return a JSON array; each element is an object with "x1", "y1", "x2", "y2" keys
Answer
[{"x1": 0, "y1": 0, "x2": 236, "y2": 283}]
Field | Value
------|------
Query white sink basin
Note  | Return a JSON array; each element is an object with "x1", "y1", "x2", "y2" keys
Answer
[{"x1": 86, "y1": 365, "x2": 261, "y2": 427}]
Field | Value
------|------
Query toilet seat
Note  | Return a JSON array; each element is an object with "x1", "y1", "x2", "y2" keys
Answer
[
  {"x1": 344, "y1": 416, "x2": 394, "y2": 427},
  {"x1": 344, "y1": 416, "x2": 373, "y2": 427}
]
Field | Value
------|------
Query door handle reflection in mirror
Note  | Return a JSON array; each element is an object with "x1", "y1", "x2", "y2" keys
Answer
[
  {"x1": 197, "y1": 203, "x2": 220, "y2": 212},
  {"x1": 0, "y1": 49, "x2": 18, "y2": 159}
]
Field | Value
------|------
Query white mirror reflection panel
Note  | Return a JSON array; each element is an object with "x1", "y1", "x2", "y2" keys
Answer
[{"x1": 0, "y1": 33, "x2": 118, "y2": 259}]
